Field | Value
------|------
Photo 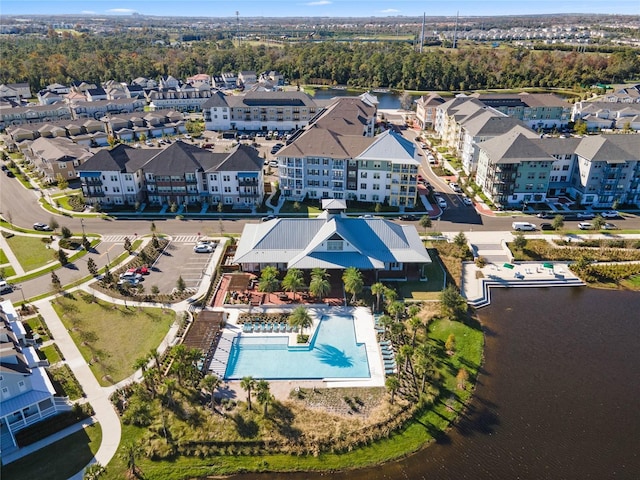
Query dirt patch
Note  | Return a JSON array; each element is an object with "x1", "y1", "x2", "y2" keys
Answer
[{"x1": 289, "y1": 386, "x2": 386, "y2": 419}]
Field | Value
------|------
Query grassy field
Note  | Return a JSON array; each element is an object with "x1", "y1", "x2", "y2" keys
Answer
[
  {"x1": 0, "y1": 248, "x2": 8, "y2": 264},
  {"x1": 0, "y1": 424, "x2": 102, "y2": 480},
  {"x1": 5, "y1": 235, "x2": 54, "y2": 271},
  {"x1": 101, "y1": 314, "x2": 483, "y2": 479},
  {"x1": 51, "y1": 292, "x2": 176, "y2": 386},
  {"x1": 41, "y1": 344, "x2": 63, "y2": 364}
]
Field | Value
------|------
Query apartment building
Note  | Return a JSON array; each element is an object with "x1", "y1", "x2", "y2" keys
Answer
[
  {"x1": 414, "y1": 93, "x2": 445, "y2": 129},
  {"x1": 0, "y1": 103, "x2": 72, "y2": 130},
  {"x1": 203, "y1": 91, "x2": 318, "y2": 132}
]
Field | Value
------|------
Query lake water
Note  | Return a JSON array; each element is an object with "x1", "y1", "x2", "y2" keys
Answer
[
  {"x1": 311, "y1": 88, "x2": 417, "y2": 110},
  {"x1": 228, "y1": 287, "x2": 640, "y2": 479}
]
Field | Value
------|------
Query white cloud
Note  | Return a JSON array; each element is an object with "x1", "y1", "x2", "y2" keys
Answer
[
  {"x1": 107, "y1": 8, "x2": 137, "y2": 14},
  {"x1": 380, "y1": 9, "x2": 400, "y2": 13},
  {"x1": 306, "y1": 1, "x2": 332, "y2": 6},
  {"x1": 81, "y1": 10, "x2": 97, "y2": 14}
]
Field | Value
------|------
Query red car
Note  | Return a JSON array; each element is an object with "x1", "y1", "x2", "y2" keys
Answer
[{"x1": 127, "y1": 266, "x2": 150, "y2": 275}]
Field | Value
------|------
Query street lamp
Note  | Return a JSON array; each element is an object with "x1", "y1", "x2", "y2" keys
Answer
[
  {"x1": 16, "y1": 284, "x2": 26, "y2": 304},
  {"x1": 80, "y1": 218, "x2": 85, "y2": 237},
  {"x1": 106, "y1": 250, "x2": 111, "y2": 268}
]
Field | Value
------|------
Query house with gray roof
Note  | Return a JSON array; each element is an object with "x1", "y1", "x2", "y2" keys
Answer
[
  {"x1": 415, "y1": 93, "x2": 445, "y2": 129},
  {"x1": 27, "y1": 136, "x2": 92, "y2": 183},
  {"x1": 233, "y1": 201, "x2": 431, "y2": 279},
  {"x1": 0, "y1": 300, "x2": 71, "y2": 457}
]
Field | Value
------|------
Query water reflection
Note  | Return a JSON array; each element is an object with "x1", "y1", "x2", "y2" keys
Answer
[{"x1": 224, "y1": 288, "x2": 640, "y2": 480}]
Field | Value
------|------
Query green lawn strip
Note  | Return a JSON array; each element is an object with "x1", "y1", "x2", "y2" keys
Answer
[
  {"x1": 5, "y1": 235, "x2": 55, "y2": 271},
  {"x1": 7, "y1": 239, "x2": 100, "y2": 284},
  {"x1": 37, "y1": 197, "x2": 106, "y2": 219},
  {"x1": 278, "y1": 200, "x2": 322, "y2": 215},
  {"x1": 51, "y1": 293, "x2": 175, "y2": 386},
  {"x1": 40, "y1": 344, "x2": 62, "y2": 364},
  {"x1": 1, "y1": 265, "x2": 16, "y2": 277},
  {"x1": 103, "y1": 318, "x2": 483, "y2": 479},
  {"x1": 48, "y1": 363, "x2": 85, "y2": 399},
  {"x1": 0, "y1": 249, "x2": 8, "y2": 264},
  {"x1": 0, "y1": 424, "x2": 102, "y2": 480}
]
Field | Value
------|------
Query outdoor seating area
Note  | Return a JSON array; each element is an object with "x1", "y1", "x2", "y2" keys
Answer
[
  {"x1": 242, "y1": 322, "x2": 295, "y2": 333},
  {"x1": 380, "y1": 340, "x2": 397, "y2": 375}
]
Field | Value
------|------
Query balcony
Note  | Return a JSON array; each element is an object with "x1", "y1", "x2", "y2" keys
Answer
[{"x1": 239, "y1": 179, "x2": 259, "y2": 187}]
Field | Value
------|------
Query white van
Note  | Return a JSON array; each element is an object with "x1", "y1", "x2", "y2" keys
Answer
[{"x1": 512, "y1": 222, "x2": 536, "y2": 231}]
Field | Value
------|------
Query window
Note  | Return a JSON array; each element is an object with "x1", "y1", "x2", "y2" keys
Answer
[
  {"x1": 373, "y1": 172, "x2": 380, "y2": 179},
  {"x1": 373, "y1": 184, "x2": 380, "y2": 190},
  {"x1": 360, "y1": 172, "x2": 367, "y2": 178},
  {"x1": 360, "y1": 194, "x2": 367, "y2": 200},
  {"x1": 360, "y1": 183, "x2": 367, "y2": 189},
  {"x1": 327, "y1": 240, "x2": 343, "y2": 251},
  {"x1": 223, "y1": 175, "x2": 230, "y2": 182}
]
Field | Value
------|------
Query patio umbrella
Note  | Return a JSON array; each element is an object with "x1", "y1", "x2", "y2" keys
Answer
[
  {"x1": 503, "y1": 263, "x2": 515, "y2": 269},
  {"x1": 543, "y1": 262, "x2": 554, "y2": 269}
]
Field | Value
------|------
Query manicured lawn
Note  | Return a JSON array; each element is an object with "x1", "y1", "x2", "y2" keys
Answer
[
  {"x1": 0, "y1": 248, "x2": 8, "y2": 264},
  {"x1": 5, "y1": 235, "x2": 54, "y2": 271},
  {"x1": 0, "y1": 265, "x2": 16, "y2": 278},
  {"x1": 1, "y1": 423, "x2": 102, "y2": 480},
  {"x1": 279, "y1": 200, "x2": 322, "y2": 215},
  {"x1": 51, "y1": 293, "x2": 176, "y2": 386},
  {"x1": 102, "y1": 316, "x2": 484, "y2": 479},
  {"x1": 40, "y1": 344, "x2": 62, "y2": 364}
]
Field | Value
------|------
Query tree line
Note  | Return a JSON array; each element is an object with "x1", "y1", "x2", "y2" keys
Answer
[{"x1": 1, "y1": 33, "x2": 638, "y2": 92}]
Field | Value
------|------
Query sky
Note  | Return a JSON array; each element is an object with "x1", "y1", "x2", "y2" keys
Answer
[{"x1": 1, "y1": 1, "x2": 639, "y2": 18}]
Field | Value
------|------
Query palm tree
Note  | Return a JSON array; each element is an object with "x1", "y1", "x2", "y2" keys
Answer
[
  {"x1": 240, "y1": 376, "x2": 255, "y2": 411},
  {"x1": 289, "y1": 306, "x2": 313, "y2": 334},
  {"x1": 309, "y1": 268, "x2": 331, "y2": 301},
  {"x1": 119, "y1": 442, "x2": 141, "y2": 477},
  {"x1": 409, "y1": 315, "x2": 423, "y2": 347},
  {"x1": 371, "y1": 282, "x2": 384, "y2": 312},
  {"x1": 385, "y1": 375, "x2": 400, "y2": 405},
  {"x1": 133, "y1": 356, "x2": 149, "y2": 373},
  {"x1": 282, "y1": 268, "x2": 305, "y2": 301},
  {"x1": 342, "y1": 267, "x2": 363, "y2": 303},
  {"x1": 378, "y1": 314, "x2": 393, "y2": 337},
  {"x1": 142, "y1": 367, "x2": 160, "y2": 398},
  {"x1": 383, "y1": 286, "x2": 397, "y2": 306},
  {"x1": 255, "y1": 379, "x2": 272, "y2": 416},
  {"x1": 258, "y1": 265, "x2": 280, "y2": 295},
  {"x1": 388, "y1": 300, "x2": 405, "y2": 323},
  {"x1": 83, "y1": 462, "x2": 105, "y2": 480},
  {"x1": 200, "y1": 374, "x2": 221, "y2": 412}
]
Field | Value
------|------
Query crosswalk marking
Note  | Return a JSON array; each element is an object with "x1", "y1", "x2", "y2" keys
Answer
[{"x1": 100, "y1": 235, "x2": 202, "y2": 243}]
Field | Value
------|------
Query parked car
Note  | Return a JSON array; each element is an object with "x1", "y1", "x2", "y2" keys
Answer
[
  {"x1": 600, "y1": 210, "x2": 620, "y2": 219},
  {"x1": 436, "y1": 196, "x2": 447, "y2": 208},
  {"x1": 261, "y1": 215, "x2": 277, "y2": 222},
  {"x1": 536, "y1": 212, "x2": 553, "y2": 219},
  {"x1": 117, "y1": 278, "x2": 140, "y2": 286},
  {"x1": 602, "y1": 222, "x2": 618, "y2": 230},
  {"x1": 268, "y1": 160, "x2": 278, "y2": 167},
  {"x1": 399, "y1": 214, "x2": 418, "y2": 221},
  {"x1": 119, "y1": 272, "x2": 143, "y2": 281},
  {"x1": 1, "y1": 165, "x2": 7, "y2": 171},
  {"x1": 577, "y1": 212, "x2": 595, "y2": 219},
  {"x1": 5, "y1": 170, "x2": 15, "y2": 177},
  {"x1": 578, "y1": 222, "x2": 594, "y2": 230},
  {"x1": 428, "y1": 155, "x2": 437, "y2": 165},
  {"x1": 462, "y1": 196, "x2": 473, "y2": 206},
  {"x1": 0, "y1": 280, "x2": 12, "y2": 294},
  {"x1": 33, "y1": 222, "x2": 52, "y2": 231},
  {"x1": 540, "y1": 223, "x2": 554, "y2": 230},
  {"x1": 193, "y1": 244, "x2": 214, "y2": 253},
  {"x1": 449, "y1": 182, "x2": 462, "y2": 193},
  {"x1": 127, "y1": 266, "x2": 149, "y2": 275}
]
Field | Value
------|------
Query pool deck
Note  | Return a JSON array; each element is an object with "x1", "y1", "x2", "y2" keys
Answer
[{"x1": 216, "y1": 305, "x2": 386, "y2": 400}]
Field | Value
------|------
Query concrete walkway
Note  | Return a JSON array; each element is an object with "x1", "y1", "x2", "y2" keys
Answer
[{"x1": 1, "y1": 237, "x2": 226, "y2": 476}]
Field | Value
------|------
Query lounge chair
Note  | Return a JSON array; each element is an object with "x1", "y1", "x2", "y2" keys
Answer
[
  {"x1": 243, "y1": 324, "x2": 252, "y2": 333},
  {"x1": 273, "y1": 323, "x2": 280, "y2": 333}
]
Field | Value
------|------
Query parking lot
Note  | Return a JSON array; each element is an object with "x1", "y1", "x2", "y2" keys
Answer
[{"x1": 146, "y1": 239, "x2": 218, "y2": 294}]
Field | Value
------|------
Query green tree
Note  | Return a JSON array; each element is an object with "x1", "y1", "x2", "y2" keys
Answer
[
  {"x1": 288, "y1": 306, "x2": 313, "y2": 334},
  {"x1": 445, "y1": 333, "x2": 456, "y2": 353},
  {"x1": 513, "y1": 232, "x2": 527, "y2": 250},
  {"x1": 60, "y1": 226, "x2": 72, "y2": 239},
  {"x1": 123, "y1": 236, "x2": 132, "y2": 253},
  {"x1": 119, "y1": 442, "x2": 141, "y2": 477},
  {"x1": 56, "y1": 173, "x2": 68, "y2": 192},
  {"x1": 574, "y1": 120, "x2": 588, "y2": 135},
  {"x1": 420, "y1": 215, "x2": 432, "y2": 233},
  {"x1": 56, "y1": 248, "x2": 69, "y2": 266},
  {"x1": 552, "y1": 214, "x2": 564, "y2": 231},
  {"x1": 440, "y1": 284, "x2": 467, "y2": 319},
  {"x1": 593, "y1": 215, "x2": 605, "y2": 230},
  {"x1": 282, "y1": 268, "x2": 305, "y2": 301},
  {"x1": 176, "y1": 276, "x2": 186, "y2": 293},
  {"x1": 51, "y1": 271, "x2": 61, "y2": 292},
  {"x1": 82, "y1": 235, "x2": 91, "y2": 251},
  {"x1": 309, "y1": 268, "x2": 330, "y2": 300},
  {"x1": 385, "y1": 375, "x2": 400, "y2": 405},
  {"x1": 453, "y1": 231, "x2": 467, "y2": 247},
  {"x1": 49, "y1": 216, "x2": 59, "y2": 231},
  {"x1": 388, "y1": 300, "x2": 405, "y2": 323},
  {"x1": 255, "y1": 379, "x2": 272, "y2": 416},
  {"x1": 150, "y1": 222, "x2": 157, "y2": 234},
  {"x1": 200, "y1": 374, "x2": 221, "y2": 412},
  {"x1": 240, "y1": 376, "x2": 255, "y2": 411},
  {"x1": 342, "y1": 266, "x2": 363, "y2": 303},
  {"x1": 258, "y1": 265, "x2": 280, "y2": 294},
  {"x1": 371, "y1": 282, "x2": 385, "y2": 312},
  {"x1": 87, "y1": 258, "x2": 97, "y2": 276}
]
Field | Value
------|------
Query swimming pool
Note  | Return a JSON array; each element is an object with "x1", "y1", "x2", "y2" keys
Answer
[{"x1": 224, "y1": 314, "x2": 371, "y2": 380}]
